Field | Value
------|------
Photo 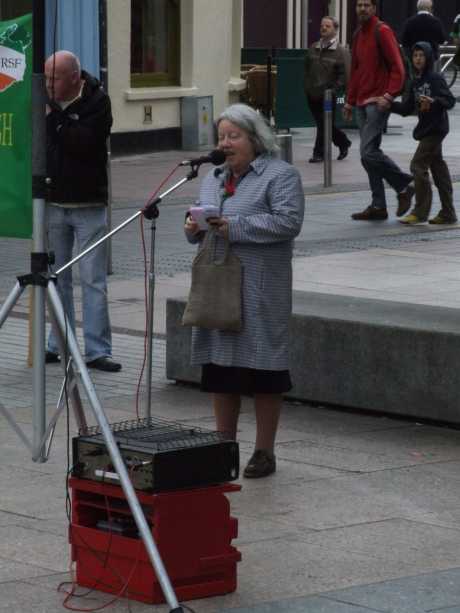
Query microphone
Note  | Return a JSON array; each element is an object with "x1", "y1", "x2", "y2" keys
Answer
[{"x1": 180, "y1": 149, "x2": 226, "y2": 167}]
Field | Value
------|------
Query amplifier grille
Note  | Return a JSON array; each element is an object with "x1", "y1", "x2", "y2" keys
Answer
[{"x1": 82, "y1": 417, "x2": 230, "y2": 451}]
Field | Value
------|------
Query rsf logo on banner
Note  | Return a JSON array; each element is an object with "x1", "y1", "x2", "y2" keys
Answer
[{"x1": 0, "y1": 23, "x2": 31, "y2": 93}]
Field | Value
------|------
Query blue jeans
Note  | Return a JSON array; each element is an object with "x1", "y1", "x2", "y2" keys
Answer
[
  {"x1": 356, "y1": 104, "x2": 412, "y2": 210},
  {"x1": 46, "y1": 205, "x2": 112, "y2": 361}
]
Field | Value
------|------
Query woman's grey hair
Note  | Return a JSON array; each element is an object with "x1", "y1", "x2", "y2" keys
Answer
[
  {"x1": 216, "y1": 103, "x2": 278, "y2": 155},
  {"x1": 417, "y1": 0, "x2": 433, "y2": 12}
]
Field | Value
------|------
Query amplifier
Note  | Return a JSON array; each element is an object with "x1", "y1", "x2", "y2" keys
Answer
[{"x1": 72, "y1": 417, "x2": 239, "y2": 492}]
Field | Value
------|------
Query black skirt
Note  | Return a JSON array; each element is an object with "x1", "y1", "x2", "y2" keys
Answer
[{"x1": 201, "y1": 363, "x2": 292, "y2": 395}]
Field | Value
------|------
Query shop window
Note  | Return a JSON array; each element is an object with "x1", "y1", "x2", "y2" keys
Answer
[{"x1": 131, "y1": 0, "x2": 180, "y2": 87}]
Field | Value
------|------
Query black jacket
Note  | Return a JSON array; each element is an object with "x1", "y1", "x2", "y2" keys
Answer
[
  {"x1": 401, "y1": 12, "x2": 447, "y2": 60},
  {"x1": 391, "y1": 42, "x2": 455, "y2": 141},
  {"x1": 46, "y1": 71, "x2": 112, "y2": 204}
]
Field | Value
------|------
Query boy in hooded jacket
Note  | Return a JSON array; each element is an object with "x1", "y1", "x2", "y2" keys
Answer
[{"x1": 388, "y1": 41, "x2": 456, "y2": 224}]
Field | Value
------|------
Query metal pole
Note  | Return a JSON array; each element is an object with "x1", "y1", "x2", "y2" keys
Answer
[
  {"x1": 145, "y1": 219, "x2": 156, "y2": 418},
  {"x1": 55, "y1": 176, "x2": 190, "y2": 276},
  {"x1": 99, "y1": 0, "x2": 113, "y2": 275},
  {"x1": 0, "y1": 282, "x2": 23, "y2": 328},
  {"x1": 32, "y1": 0, "x2": 48, "y2": 462},
  {"x1": 323, "y1": 88, "x2": 333, "y2": 188},
  {"x1": 98, "y1": 0, "x2": 108, "y2": 93},
  {"x1": 47, "y1": 282, "x2": 183, "y2": 612},
  {"x1": 23, "y1": 169, "x2": 195, "y2": 434},
  {"x1": 53, "y1": 172, "x2": 197, "y2": 420}
]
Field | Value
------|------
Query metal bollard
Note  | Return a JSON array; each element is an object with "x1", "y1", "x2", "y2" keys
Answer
[
  {"x1": 275, "y1": 133, "x2": 293, "y2": 164},
  {"x1": 323, "y1": 89, "x2": 333, "y2": 187}
]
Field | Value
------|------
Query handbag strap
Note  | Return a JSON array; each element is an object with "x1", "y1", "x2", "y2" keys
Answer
[{"x1": 199, "y1": 227, "x2": 231, "y2": 265}]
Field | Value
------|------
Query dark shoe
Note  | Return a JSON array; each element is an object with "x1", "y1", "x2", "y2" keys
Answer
[
  {"x1": 351, "y1": 206, "x2": 388, "y2": 221},
  {"x1": 87, "y1": 357, "x2": 122, "y2": 372},
  {"x1": 428, "y1": 213, "x2": 458, "y2": 225},
  {"x1": 45, "y1": 351, "x2": 60, "y2": 364},
  {"x1": 243, "y1": 450, "x2": 276, "y2": 479},
  {"x1": 337, "y1": 144, "x2": 350, "y2": 160},
  {"x1": 396, "y1": 184, "x2": 415, "y2": 217},
  {"x1": 308, "y1": 155, "x2": 323, "y2": 163}
]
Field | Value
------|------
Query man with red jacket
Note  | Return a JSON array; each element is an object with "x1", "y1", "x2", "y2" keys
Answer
[{"x1": 343, "y1": 0, "x2": 414, "y2": 221}]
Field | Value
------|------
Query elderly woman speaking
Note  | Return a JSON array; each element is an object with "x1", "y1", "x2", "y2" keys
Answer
[{"x1": 184, "y1": 103, "x2": 305, "y2": 479}]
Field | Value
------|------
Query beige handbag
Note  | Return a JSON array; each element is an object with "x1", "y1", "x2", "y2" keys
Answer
[{"x1": 182, "y1": 229, "x2": 242, "y2": 332}]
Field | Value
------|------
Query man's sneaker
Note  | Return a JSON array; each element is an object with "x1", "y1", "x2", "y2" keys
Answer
[
  {"x1": 308, "y1": 155, "x2": 323, "y2": 163},
  {"x1": 396, "y1": 184, "x2": 415, "y2": 217},
  {"x1": 428, "y1": 214, "x2": 458, "y2": 225},
  {"x1": 351, "y1": 206, "x2": 388, "y2": 221},
  {"x1": 399, "y1": 213, "x2": 426, "y2": 225}
]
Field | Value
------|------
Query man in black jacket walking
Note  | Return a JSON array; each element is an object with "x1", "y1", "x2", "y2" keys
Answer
[
  {"x1": 45, "y1": 50, "x2": 121, "y2": 372},
  {"x1": 401, "y1": 0, "x2": 447, "y2": 61}
]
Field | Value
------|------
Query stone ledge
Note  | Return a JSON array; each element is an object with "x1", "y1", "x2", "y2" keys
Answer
[{"x1": 166, "y1": 292, "x2": 460, "y2": 424}]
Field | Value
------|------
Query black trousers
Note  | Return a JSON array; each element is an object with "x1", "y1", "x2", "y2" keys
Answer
[{"x1": 308, "y1": 95, "x2": 351, "y2": 158}]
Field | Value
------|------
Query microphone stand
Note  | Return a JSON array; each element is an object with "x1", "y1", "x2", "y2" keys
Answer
[
  {"x1": 142, "y1": 165, "x2": 199, "y2": 417},
  {"x1": 53, "y1": 164, "x2": 201, "y2": 418}
]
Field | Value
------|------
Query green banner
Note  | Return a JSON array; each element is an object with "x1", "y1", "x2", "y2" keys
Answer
[{"x1": 0, "y1": 13, "x2": 32, "y2": 239}]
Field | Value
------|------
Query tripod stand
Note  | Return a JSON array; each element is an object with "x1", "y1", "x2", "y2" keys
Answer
[{"x1": 0, "y1": 164, "x2": 206, "y2": 612}]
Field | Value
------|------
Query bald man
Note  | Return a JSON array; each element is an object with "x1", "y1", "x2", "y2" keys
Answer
[{"x1": 45, "y1": 51, "x2": 121, "y2": 372}]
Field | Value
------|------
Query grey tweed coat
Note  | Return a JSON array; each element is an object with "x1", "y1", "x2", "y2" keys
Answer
[{"x1": 187, "y1": 154, "x2": 305, "y2": 371}]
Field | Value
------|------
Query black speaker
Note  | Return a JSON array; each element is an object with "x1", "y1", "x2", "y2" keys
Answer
[{"x1": 72, "y1": 417, "x2": 239, "y2": 492}]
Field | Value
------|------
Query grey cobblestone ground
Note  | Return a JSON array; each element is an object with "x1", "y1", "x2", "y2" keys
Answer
[
  {"x1": 2, "y1": 85, "x2": 460, "y2": 612},
  {"x1": 0, "y1": 317, "x2": 166, "y2": 416}
]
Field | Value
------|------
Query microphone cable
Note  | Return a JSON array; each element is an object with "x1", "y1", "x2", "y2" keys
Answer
[{"x1": 135, "y1": 163, "x2": 181, "y2": 419}]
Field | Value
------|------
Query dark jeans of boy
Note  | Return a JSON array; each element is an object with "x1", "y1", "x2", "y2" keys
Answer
[
  {"x1": 357, "y1": 104, "x2": 413, "y2": 210},
  {"x1": 308, "y1": 96, "x2": 351, "y2": 158},
  {"x1": 410, "y1": 134, "x2": 457, "y2": 221}
]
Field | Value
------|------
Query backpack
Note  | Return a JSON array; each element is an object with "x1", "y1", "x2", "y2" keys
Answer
[{"x1": 353, "y1": 20, "x2": 411, "y2": 97}]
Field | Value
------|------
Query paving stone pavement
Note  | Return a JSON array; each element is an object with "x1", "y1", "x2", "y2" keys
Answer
[
  {"x1": 3, "y1": 306, "x2": 460, "y2": 613},
  {"x1": 2, "y1": 88, "x2": 460, "y2": 612}
]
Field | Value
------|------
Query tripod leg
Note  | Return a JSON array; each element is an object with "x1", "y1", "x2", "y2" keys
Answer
[
  {"x1": 46, "y1": 281, "x2": 182, "y2": 611},
  {"x1": 46, "y1": 293, "x2": 88, "y2": 433},
  {"x1": 0, "y1": 281, "x2": 25, "y2": 328},
  {"x1": 33, "y1": 277, "x2": 47, "y2": 462},
  {"x1": 31, "y1": 360, "x2": 86, "y2": 462},
  {"x1": 0, "y1": 281, "x2": 49, "y2": 460},
  {"x1": 1, "y1": 279, "x2": 48, "y2": 463}
]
